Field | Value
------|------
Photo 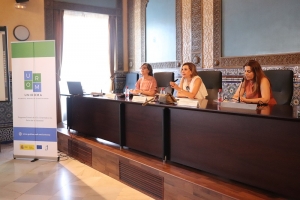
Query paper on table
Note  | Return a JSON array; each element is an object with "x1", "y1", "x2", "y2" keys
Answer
[
  {"x1": 132, "y1": 95, "x2": 148, "y2": 103},
  {"x1": 105, "y1": 93, "x2": 116, "y2": 99},
  {"x1": 176, "y1": 98, "x2": 199, "y2": 107}
]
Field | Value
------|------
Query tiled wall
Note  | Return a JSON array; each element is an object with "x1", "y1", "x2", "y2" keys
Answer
[
  {"x1": 0, "y1": 72, "x2": 13, "y2": 142},
  {"x1": 0, "y1": 102, "x2": 13, "y2": 142}
]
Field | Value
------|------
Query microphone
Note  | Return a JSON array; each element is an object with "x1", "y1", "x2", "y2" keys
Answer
[{"x1": 238, "y1": 77, "x2": 244, "y2": 103}]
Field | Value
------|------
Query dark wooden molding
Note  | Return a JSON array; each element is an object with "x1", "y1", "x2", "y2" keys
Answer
[
  {"x1": 213, "y1": 0, "x2": 222, "y2": 67},
  {"x1": 44, "y1": 0, "x2": 123, "y2": 70},
  {"x1": 213, "y1": 0, "x2": 300, "y2": 67},
  {"x1": 44, "y1": 0, "x2": 119, "y2": 16}
]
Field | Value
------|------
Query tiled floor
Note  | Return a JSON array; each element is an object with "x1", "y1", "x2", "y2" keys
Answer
[{"x1": 0, "y1": 143, "x2": 153, "y2": 200}]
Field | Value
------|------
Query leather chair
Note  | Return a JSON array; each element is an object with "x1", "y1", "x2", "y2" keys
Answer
[
  {"x1": 123, "y1": 72, "x2": 139, "y2": 92},
  {"x1": 154, "y1": 72, "x2": 175, "y2": 94},
  {"x1": 197, "y1": 71, "x2": 222, "y2": 100},
  {"x1": 264, "y1": 70, "x2": 294, "y2": 105}
]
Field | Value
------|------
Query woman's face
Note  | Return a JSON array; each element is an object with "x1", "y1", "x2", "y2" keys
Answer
[
  {"x1": 244, "y1": 66, "x2": 255, "y2": 81},
  {"x1": 140, "y1": 65, "x2": 149, "y2": 76},
  {"x1": 181, "y1": 65, "x2": 192, "y2": 78}
]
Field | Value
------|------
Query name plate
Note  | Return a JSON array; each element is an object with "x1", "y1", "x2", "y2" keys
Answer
[
  {"x1": 220, "y1": 101, "x2": 257, "y2": 110},
  {"x1": 132, "y1": 96, "x2": 147, "y2": 103},
  {"x1": 105, "y1": 93, "x2": 116, "y2": 99},
  {"x1": 176, "y1": 98, "x2": 199, "y2": 107}
]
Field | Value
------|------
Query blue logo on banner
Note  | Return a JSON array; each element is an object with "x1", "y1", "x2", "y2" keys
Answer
[
  {"x1": 13, "y1": 127, "x2": 57, "y2": 142},
  {"x1": 37, "y1": 145, "x2": 42, "y2": 149}
]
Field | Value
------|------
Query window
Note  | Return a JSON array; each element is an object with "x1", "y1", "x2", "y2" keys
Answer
[{"x1": 60, "y1": 10, "x2": 110, "y2": 93}]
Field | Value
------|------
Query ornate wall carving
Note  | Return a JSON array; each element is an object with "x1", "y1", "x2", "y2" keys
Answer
[
  {"x1": 182, "y1": 0, "x2": 192, "y2": 63},
  {"x1": 191, "y1": 0, "x2": 202, "y2": 68},
  {"x1": 176, "y1": 0, "x2": 183, "y2": 63},
  {"x1": 202, "y1": 0, "x2": 214, "y2": 69},
  {"x1": 128, "y1": 0, "x2": 135, "y2": 70},
  {"x1": 133, "y1": 0, "x2": 142, "y2": 70}
]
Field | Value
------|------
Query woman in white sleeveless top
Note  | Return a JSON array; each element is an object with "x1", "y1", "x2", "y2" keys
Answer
[{"x1": 170, "y1": 62, "x2": 208, "y2": 100}]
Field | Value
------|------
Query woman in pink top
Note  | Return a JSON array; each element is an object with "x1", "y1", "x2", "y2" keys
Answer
[
  {"x1": 233, "y1": 60, "x2": 277, "y2": 105},
  {"x1": 130, "y1": 63, "x2": 157, "y2": 96}
]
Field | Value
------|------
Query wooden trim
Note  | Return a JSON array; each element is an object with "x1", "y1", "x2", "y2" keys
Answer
[{"x1": 213, "y1": 0, "x2": 300, "y2": 67}]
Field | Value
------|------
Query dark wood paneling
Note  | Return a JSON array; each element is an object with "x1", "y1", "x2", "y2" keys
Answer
[
  {"x1": 124, "y1": 103, "x2": 164, "y2": 159},
  {"x1": 70, "y1": 97, "x2": 121, "y2": 144},
  {"x1": 169, "y1": 107, "x2": 300, "y2": 199},
  {"x1": 57, "y1": 126, "x2": 286, "y2": 200}
]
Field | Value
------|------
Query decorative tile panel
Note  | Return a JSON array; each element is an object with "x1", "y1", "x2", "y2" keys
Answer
[
  {"x1": 202, "y1": 0, "x2": 214, "y2": 69},
  {"x1": 182, "y1": 0, "x2": 192, "y2": 63}
]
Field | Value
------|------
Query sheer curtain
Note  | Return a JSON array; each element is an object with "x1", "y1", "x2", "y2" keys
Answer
[{"x1": 61, "y1": 10, "x2": 110, "y2": 93}]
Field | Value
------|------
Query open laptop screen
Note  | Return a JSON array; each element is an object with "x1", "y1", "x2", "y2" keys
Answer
[{"x1": 67, "y1": 81, "x2": 84, "y2": 95}]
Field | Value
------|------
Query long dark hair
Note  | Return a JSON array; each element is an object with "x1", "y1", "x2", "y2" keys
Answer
[
  {"x1": 141, "y1": 63, "x2": 153, "y2": 76},
  {"x1": 243, "y1": 60, "x2": 267, "y2": 94},
  {"x1": 181, "y1": 62, "x2": 198, "y2": 77}
]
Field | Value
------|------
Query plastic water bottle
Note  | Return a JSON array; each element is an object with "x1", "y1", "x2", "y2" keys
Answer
[
  {"x1": 218, "y1": 89, "x2": 222, "y2": 102},
  {"x1": 160, "y1": 87, "x2": 165, "y2": 94},
  {"x1": 125, "y1": 86, "x2": 129, "y2": 100}
]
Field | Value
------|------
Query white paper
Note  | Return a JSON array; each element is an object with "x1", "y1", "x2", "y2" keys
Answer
[
  {"x1": 105, "y1": 93, "x2": 116, "y2": 99},
  {"x1": 176, "y1": 98, "x2": 199, "y2": 107},
  {"x1": 132, "y1": 95, "x2": 147, "y2": 103}
]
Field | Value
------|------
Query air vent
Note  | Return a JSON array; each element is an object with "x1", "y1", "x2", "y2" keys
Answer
[
  {"x1": 119, "y1": 161, "x2": 163, "y2": 199},
  {"x1": 68, "y1": 139, "x2": 92, "y2": 166}
]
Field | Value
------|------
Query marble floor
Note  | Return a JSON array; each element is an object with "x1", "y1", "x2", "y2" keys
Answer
[{"x1": 0, "y1": 143, "x2": 153, "y2": 200}]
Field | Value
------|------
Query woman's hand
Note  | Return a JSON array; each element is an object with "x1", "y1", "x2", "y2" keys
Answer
[
  {"x1": 170, "y1": 81, "x2": 180, "y2": 90},
  {"x1": 130, "y1": 89, "x2": 140, "y2": 95}
]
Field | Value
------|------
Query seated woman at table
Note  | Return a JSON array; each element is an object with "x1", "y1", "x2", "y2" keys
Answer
[
  {"x1": 169, "y1": 62, "x2": 208, "y2": 100},
  {"x1": 130, "y1": 63, "x2": 157, "y2": 96},
  {"x1": 232, "y1": 60, "x2": 277, "y2": 104}
]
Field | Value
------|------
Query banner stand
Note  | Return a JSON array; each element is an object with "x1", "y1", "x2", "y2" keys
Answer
[{"x1": 12, "y1": 41, "x2": 58, "y2": 161}]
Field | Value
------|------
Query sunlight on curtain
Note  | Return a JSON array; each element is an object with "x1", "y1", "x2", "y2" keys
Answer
[{"x1": 61, "y1": 10, "x2": 110, "y2": 93}]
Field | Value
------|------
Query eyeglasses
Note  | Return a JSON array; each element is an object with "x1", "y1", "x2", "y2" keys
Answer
[{"x1": 186, "y1": 86, "x2": 190, "y2": 92}]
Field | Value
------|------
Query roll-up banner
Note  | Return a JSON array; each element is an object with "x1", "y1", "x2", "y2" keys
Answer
[{"x1": 12, "y1": 41, "x2": 58, "y2": 161}]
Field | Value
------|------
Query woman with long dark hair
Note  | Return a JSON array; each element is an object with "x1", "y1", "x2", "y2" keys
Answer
[{"x1": 233, "y1": 60, "x2": 276, "y2": 104}]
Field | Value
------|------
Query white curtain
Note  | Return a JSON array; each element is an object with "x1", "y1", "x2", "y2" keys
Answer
[{"x1": 61, "y1": 10, "x2": 110, "y2": 93}]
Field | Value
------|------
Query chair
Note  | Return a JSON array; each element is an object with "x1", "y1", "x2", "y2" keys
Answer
[
  {"x1": 197, "y1": 71, "x2": 222, "y2": 100},
  {"x1": 264, "y1": 70, "x2": 294, "y2": 105},
  {"x1": 123, "y1": 72, "x2": 139, "y2": 92},
  {"x1": 154, "y1": 72, "x2": 175, "y2": 94}
]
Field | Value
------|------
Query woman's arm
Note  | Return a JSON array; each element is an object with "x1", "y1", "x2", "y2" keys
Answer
[
  {"x1": 232, "y1": 82, "x2": 245, "y2": 101},
  {"x1": 170, "y1": 79, "x2": 184, "y2": 97},
  {"x1": 240, "y1": 77, "x2": 271, "y2": 104},
  {"x1": 171, "y1": 77, "x2": 202, "y2": 99}
]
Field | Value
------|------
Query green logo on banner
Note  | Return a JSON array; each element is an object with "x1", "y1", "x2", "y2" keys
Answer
[{"x1": 24, "y1": 71, "x2": 42, "y2": 92}]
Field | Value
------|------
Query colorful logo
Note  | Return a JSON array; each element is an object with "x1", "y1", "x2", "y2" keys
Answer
[{"x1": 24, "y1": 71, "x2": 41, "y2": 92}]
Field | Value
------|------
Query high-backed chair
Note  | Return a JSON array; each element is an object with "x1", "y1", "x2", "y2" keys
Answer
[
  {"x1": 197, "y1": 71, "x2": 222, "y2": 100},
  {"x1": 264, "y1": 70, "x2": 294, "y2": 105},
  {"x1": 123, "y1": 72, "x2": 139, "y2": 92},
  {"x1": 154, "y1": 72, "x2": 175, "y2": 94}
]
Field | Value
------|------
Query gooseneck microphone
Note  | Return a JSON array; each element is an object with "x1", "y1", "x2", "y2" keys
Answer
[{"x1": 238, "y1": 77, "x2": 244, "y2": 103}]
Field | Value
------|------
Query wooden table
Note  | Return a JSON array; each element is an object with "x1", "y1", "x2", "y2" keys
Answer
[{"x1": 66, "y1": 95, "x2": 300, "y2": 199}]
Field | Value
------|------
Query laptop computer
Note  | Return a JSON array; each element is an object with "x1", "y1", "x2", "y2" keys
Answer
[{"x1": 67, "y1": 81, "x2": 84, "y2": 95}]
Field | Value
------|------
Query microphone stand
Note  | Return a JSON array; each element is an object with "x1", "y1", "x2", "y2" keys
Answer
[{"x1": 238, "y1": 77, "x2": 244, "y2": 103}]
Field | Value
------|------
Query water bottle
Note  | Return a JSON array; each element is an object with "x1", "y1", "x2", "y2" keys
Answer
[
  {"x1": 218, "y1": 89, "x2": 222, "y2": 102},
  {"x1": 125, "y1": 86, "x2": 129, "y2": 100},
  {"x1": 160, "y1": 87, "x2": 165, "y2": 94}
]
